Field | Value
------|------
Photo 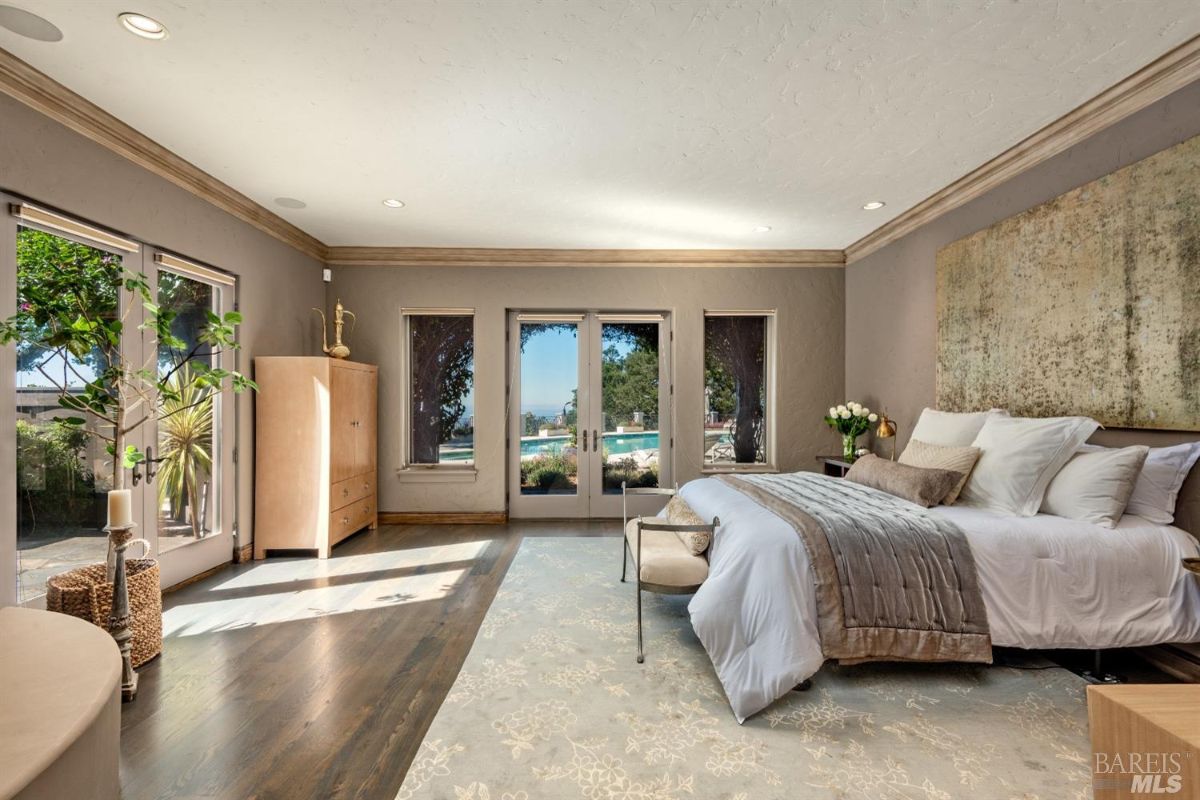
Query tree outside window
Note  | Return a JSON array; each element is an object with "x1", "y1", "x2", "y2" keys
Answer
[
  {"x1": 704, "y1": 314, "x2": 768, "y2": 465},
  {"x1": 408, "y1": 314, "x2": 474, "y2": 465}
]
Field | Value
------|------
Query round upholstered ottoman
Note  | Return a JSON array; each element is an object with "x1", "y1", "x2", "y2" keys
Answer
[{"x1": 0, "y1": 607, "x2": 121, "y2": 800}]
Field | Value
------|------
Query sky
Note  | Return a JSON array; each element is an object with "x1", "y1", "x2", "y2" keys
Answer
[
  {"x1": 521, "y1": 325, "x2": 579, "y2": 417},
  {"x1": 519, "y1": 325, "x2": 640, "y2": 417}
]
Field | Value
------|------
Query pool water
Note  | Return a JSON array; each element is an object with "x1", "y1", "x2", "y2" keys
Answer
[{"x1": 439, "y1": 432, "x2": 661, "y2": 462}]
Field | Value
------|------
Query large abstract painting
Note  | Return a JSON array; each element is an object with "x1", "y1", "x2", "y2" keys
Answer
[{"x1": 936, "y1": 133, "x2": 1200, "y2": 431}]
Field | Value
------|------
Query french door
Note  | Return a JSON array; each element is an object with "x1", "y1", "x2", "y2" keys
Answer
[
  {"x1": 507, "y1": 311, "x2": 672, "y2": 518},
  {"x1": 4, "y1": 196, "x2": 237, "y2": 605},
  {"x1": 140, "y1": 253, "x2": 237, "y2": 590}
]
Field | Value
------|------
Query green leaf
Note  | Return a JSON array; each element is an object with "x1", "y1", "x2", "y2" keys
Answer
[
  {"x1": 58, "y1": 416, "x2": 87, "y2": 426},
  {"x1": 223, "y1": 311, "x2": 243, "y2": 325},
  {"x1": 123, "y1": 445, "x2": 146, "y2": 468}
]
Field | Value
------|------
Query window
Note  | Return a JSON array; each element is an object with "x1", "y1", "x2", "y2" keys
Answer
[
  {"x1": 703, "y1": 311, "x2": 773, "y2": 468},
  {"x1": 403, "y1": 310, "x2": 475, "y2": 468}
]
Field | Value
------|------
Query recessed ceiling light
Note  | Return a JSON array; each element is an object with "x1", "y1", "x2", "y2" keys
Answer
[
  {"x1": 0, "y1": 5, "x2": 64, "y2": 42},
  {"x1": 118, "y1": 12, "x2": 167, "y2": 40},
  {"x1": 381, "y1": 198, "x2": 405, "y2": 208},
  {"x1": 753, "y1": 225, "x2": 772, "y2": 233},
  {"x1": 274, "y1": 197, "x2": 307, "y2": 209},
  {"x1": 862, "y1": 201, "x2": 886, "y2": 210}
]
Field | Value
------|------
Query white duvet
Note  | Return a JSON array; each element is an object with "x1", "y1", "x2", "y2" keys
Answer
[{"x1": 679, "y1": 477, "x2": 1200, "y2": 723}]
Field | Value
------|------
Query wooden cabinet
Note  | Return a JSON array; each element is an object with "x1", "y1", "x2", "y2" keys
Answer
[{"x1": 253, "y1": 358, "x2": 378, "y2": 559}]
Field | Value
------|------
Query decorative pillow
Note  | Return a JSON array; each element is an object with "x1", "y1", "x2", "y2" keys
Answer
[
  {"x1": 845, "y1": 454, "x2": 964, "y2": 508},
  {"x1": 897, "y1": 438, "x2": 981, "y2": 505},
  {"x1": 959, "y1": 415, "x2": 1100, "y2": 516},
  {"x1": 910, "y1": 407, "x2": 1009, "y2": 447},
  {"x1": 1081, "y1": 441, "x2": 1200, "y2": 525},
  {"x1": 1041, "y1": 446, "x2": 1148, "y2": 528},
  {"x1": 666, "y1": 495, "x2": 711, "y2": 555}
]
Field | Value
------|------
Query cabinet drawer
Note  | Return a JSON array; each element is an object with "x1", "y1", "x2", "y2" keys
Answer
[
  {"x1": 330, "y1": 495, "x2": 375, "y2": 545},
  {"x1": 331, "y1": 472, "x2": 375, "y2": 511}
]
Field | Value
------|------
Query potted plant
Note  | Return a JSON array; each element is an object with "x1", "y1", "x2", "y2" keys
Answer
[
  {"x1": 0, "y1": 230, "x2": 254, "y2": 699},
  {"x1": 824, "y1": 402, "x2": 878, "y2": 462}
]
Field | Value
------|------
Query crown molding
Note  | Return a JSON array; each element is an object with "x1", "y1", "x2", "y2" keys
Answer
[
  {"x1": 844, "y1": 34, "x2": 1200, "y2": 264},
  {"x1": 324, "y1": 246, "x2": 845, "y2": 268},
  {"x1": 0, "y1": 47, "x2": 327, "y2": 262}
]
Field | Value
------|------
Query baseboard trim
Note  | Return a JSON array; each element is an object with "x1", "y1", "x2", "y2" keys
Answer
[
  {"x1": 162, "y1": 561, "x2": 230, "y2": 594},
  {"x1": 378, "y1": 511, "x2": 508, "y2": 525},
  {"x1": 234, "y1": 543, "x2": 254, "y2": 564},
  {"x1": 1135, "y1": 643, "x2": 1200, "y2": 683}
]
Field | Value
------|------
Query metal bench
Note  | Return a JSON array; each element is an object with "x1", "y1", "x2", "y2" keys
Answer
[{"x1": 620, "y1": 484, "x2": 718, "y2": 663}]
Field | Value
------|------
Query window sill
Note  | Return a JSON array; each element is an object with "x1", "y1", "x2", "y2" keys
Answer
[
  {"x1": 700, "y1": 464, "x2": 779, "y2": 475},
  {"x1": 396, "y1": 467, "x2": 478, "y2": 484}
]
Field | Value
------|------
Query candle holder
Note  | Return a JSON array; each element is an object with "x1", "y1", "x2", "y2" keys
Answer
[{"x1": 105, "y1": 522, "x2": 139, "y2": 702}]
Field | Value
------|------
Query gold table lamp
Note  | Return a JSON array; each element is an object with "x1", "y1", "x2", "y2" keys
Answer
[{"x1": 876, "y1": 412, "x2": 898, "y2": 460}]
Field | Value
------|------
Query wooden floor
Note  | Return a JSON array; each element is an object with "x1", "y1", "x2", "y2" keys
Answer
[
  {"x1": 118, "y1": 520, "x2": 619, "y2": 800},
  {"x1": 118, "y1": 519, "x2": 1173, "y2": 799}
]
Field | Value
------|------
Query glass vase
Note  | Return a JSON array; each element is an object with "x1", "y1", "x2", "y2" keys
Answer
[{"x1": 842, "y1": 433, "x2": 858, "y2": 462}]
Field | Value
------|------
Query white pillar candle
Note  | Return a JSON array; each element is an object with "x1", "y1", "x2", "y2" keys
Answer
[{"x1": 107, "y1": 489, "x2": 133, "y2": 529}]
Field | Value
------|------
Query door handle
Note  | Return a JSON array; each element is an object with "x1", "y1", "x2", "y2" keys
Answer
[
  {"x1": 593, "y1": 429, "x2": 598, "y2": 451},
  {"x1": 581, "y1": 428, "x2": 587, "y2": 452},
  {"x1": 132, "y1": 446, "x2": 162, "y2": 486}
]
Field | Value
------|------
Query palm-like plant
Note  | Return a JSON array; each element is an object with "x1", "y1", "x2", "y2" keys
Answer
[{"x1": 156, "y1": 365, "x2": 213, "y2": 538}]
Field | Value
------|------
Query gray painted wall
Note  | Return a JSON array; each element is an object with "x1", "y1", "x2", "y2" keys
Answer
[
  {"x1": 0, "y1": 93, "x2": 323, "y2": 602},
  {"x1": 845, "y1": 78, "x2": 1200, "y2": 535},
  {"x1": 328, "y1": 265, "x2": 844, "y2": 514}
]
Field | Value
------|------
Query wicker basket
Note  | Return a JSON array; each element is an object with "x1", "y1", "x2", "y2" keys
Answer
[{"x1": 45, "y1": 544, "x2": 163, "y2": 668}]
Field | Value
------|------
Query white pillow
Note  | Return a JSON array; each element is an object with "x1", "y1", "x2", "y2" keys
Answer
[
  {"x1": 1041, "y1": 446, "x2": 1148, "y2": 528},
  {"x1": 910, "y1": 407, "x2": 1009, "y2": 447},
  {"x1": 959, "y1": 415, "x2": 1100, "y2": 516},
  {"x1": 1092, "y1": 441, "x2": 1200, "y2": 525}
]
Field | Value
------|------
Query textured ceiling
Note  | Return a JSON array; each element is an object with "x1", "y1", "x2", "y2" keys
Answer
[{"x1": 2, "y1": 1, "x2": 1200, "y2": 249}]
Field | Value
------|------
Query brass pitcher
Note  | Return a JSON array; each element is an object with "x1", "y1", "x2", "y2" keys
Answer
[{"x1": 313, "y1": 299, "x2": 356, "y2": 359}]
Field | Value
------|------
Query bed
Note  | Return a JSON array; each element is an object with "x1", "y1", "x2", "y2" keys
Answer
[{"x1": 679, "y1": 474, "x2": 1200, "y2": 723}]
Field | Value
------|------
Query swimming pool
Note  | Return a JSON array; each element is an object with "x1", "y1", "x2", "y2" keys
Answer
[{"x1": 439, "y1": 432, "x2": 661, "y2": 462}]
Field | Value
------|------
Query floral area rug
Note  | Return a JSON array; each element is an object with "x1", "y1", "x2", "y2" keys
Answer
[{"x1": 397, "y1": 537, "x2": 1092, "y2": 800}]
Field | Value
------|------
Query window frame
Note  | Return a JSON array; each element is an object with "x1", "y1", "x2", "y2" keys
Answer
[
  {"x1": 699, "y1": 309, "x2": 778, "y2": 474},
  {"x1": 397, "y1": 307, "x2": 477, "y2": 481}
]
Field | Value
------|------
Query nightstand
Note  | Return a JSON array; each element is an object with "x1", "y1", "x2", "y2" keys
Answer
[{"x1": 816, "y1": 455, "x2": 855, "y2": 477}]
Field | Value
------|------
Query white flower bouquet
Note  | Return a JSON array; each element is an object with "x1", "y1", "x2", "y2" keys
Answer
[{"x1": 824, "y1": 402, "x2": 878, "y2": 461}]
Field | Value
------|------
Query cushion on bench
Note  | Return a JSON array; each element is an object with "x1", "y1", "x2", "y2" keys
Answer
[
  {"x1": 665, "y1": 495, "x2": 711, "y2": 554},
  {"x1": 625, "y1": 518, "x2": 709, "y2": 587}
]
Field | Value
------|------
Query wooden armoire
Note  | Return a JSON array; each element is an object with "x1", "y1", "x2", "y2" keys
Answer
[{"x1": 253, "y1": 357, "x2": 378, "y2": 559}]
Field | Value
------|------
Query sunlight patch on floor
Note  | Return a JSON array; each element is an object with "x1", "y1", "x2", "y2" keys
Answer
[
  {"x1": 163, "y1": 565, "x2": 471, "y2": 637},
  {"x1": 209, "y1": 540, "x2": 492, "y2": 590}
]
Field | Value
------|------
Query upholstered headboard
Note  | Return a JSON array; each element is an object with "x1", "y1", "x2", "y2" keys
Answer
[{"x1": 1090, "y1": 429, "x2": 1200, "y2": 542}]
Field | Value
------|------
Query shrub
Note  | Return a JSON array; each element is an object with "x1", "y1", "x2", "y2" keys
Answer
[
  {"x1": 601, "y1": 459, "x2": 659, "y2": 491},
  {"x1": 536, "y1": 469, "x2": 569, "y2": 490},
  {"x1": 520, "y1": 451, "x2": 577, "y2": 489},
  {"x1": 16, "y1": 419, "x2": 100, "y2": 535}
]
